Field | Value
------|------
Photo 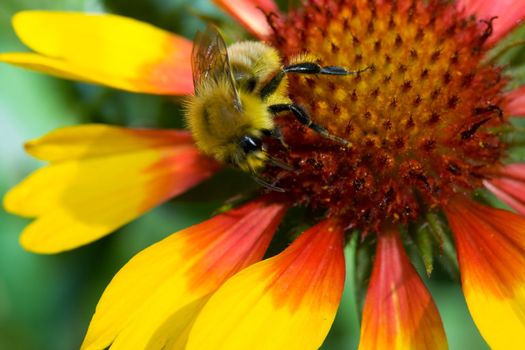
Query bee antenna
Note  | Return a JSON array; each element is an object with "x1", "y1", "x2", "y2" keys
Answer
[
  {"x1": 266, "y1": 154, "x2": 294, "y2": 171},
  {"x1": 253, "y1": 175, "x2": 286, "y2": 192}
]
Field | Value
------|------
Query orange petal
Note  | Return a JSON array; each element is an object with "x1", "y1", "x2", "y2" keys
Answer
[
  {"x1": 358, "y1": 229, "x2": 447, "y2": 350},
  {"x1": 485, "y1": 164, "x2": 525, "y2": 216},
  {"x1": 4, "y1": 124, "x2": 218, "y2": 253},
  {"x1": 504, "y1": 86, "x2": 525, "y2": 117},
  {"x1": 81, "y1": 199, "x2": 285, "y2": 350},
  {"x1": 445, "y1": 197, "x2": 525, "y2": 349},
  {"x1": 186, "y1": 220, "x2": 346, "y2": 350},
  {"x1": 0, "y1": 11, "x2": 193, "y2": 94},
  {"x1": 457, "y1": 0, "x2": 525, "y2": 45},
  {"x1": 212, "y1": 0, "x2": 279, "y2": 39}
]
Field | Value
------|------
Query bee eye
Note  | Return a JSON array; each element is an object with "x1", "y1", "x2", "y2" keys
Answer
[{"x1": 240, "y1": 135, "x2": 262, "y2": 153}]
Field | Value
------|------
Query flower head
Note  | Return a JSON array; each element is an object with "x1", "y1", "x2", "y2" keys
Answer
[
  {"x1": 265, "y1": 0, "x2": 508, "y2": 232},
  {"x1": 2, "y1": 0, "x2": 525, "y2": 349}
]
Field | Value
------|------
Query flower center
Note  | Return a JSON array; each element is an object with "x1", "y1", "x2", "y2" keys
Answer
[{"x1": 264, "y1": 0, "x2": 508, "y2": 231}]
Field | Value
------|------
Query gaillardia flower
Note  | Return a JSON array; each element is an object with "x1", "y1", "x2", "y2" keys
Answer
[{"x1": 2, "y1": 0, "x2": 525, "y2": 348}]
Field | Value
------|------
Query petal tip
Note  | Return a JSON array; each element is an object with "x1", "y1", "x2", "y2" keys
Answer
[
  {"x1": 23, "y1": 139, "x2": 39, "y2": 156},
  {"x1": 2, "y1": 189, "x2": 17, "y2": 215},
  {"x1": 12, "y1": 10, "x2": 29, "y2": 26},
  {"x1": 0, "y1": 53, "x2": 26, "y2": 65},
  {"x1": 2, "y1": 183, "x2": 33, "y2": 218},
  {"x1": 19, "y1": 225, "x2": 76, "y2": 255},
  {"x1": 12, "y1": 11, "x2": 40, "y2": 38},
  {"x1": 18, "y1": 228, "x2": 50, "y2": 254}
]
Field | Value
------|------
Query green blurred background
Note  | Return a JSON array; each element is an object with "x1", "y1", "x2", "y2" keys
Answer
[{"x1": 3, "y1": 0, "x2": 523, "y2": 348}]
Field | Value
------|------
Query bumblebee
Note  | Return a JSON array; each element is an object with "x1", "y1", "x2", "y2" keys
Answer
[{"x1": 185, "y1": 26, "x2": 362, "y2": 187}]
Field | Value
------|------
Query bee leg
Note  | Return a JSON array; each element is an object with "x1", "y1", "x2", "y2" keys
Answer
[
  {"x1": 272, "y1": 128, "x2": 290, "y2": 150},
  {"x1": 284, "y1": 62, "x2": 369, "y2": 76},
  {"x1": 269, "y1": 104, "x2": 350, "y2": 146},
  {"x1": 253, "y1": 175, "x2": 286, "y2": 192},
  {"x1": 266, "y1": 154, "x2": 294, "y2": 171},
  {"x1": 260, "y1": 71, "x2": 286, "y2": 100},
  {"x1": 260, "y1": 63, "x2": 369, "y2": 100},
  {"x1": 262, "y1": 128, "x2": 289, "y2": 150}
]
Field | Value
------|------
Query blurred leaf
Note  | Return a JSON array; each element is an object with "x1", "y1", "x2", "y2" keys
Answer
[
  {"x1": 492, "y1": 24, "x2": 525, "y2": 71},
  {"x1": 426, "y1": 212, "x2": 460, "y2": 280},
  {"x1": 415, "y1": 224, "x2": 435, "y2": 276},
  {"x1": 321, "y1": 232, "x2": 360, "y2": 349},
  {"x1": 354, "y1": 236, "x2": 373, "y2": 316}
]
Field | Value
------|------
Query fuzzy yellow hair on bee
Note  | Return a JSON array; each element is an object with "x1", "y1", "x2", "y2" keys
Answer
[{"x1": 185, "y1": 26, "x2": 365, "y2": 188}]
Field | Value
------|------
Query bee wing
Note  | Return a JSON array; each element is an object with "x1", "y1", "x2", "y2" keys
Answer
[{"x1": 192, "y1": 25, "x2": 242, "y2": 109}]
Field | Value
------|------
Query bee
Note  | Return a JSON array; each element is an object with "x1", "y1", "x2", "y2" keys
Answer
[{"x1": 185, "y1": 26, "x2": 364, "y2": 189}]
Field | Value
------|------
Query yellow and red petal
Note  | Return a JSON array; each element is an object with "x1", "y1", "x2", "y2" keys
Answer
[
  {"x1": 445, "y1": 197, "x2": 525, "y2": 349},
  {"x1": 81, "y1": 199, "x2": 285, "y2": 350},
  {"x1": 457, "y1": 0, "x2": 525, "y2": 45},
  {"x1": 504, "y1": 86, "x2": 525, "y2": 117},
  {"x1": 0, "y1": 11, "x2": 193, "y2": 94},
  {"x1": 3, "y1": 124, "x2": 218, "y2": 253},
  {"x1": 485, "y1": 164, "x2": 525, "y2": 216},
  {"x1": 186, "y1": 219, "x2": 345, "y2": 350},
  {"x1": 358, "y1": 229, "x2": 447, "y2": 350},
  {"x1": 212, "y1": 0, "x2": 279, "y2": 39}
]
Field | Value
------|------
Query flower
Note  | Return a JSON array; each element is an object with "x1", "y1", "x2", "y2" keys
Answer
[{"x1": 2, "y1": 0, "x2": 525, "y2": 349}]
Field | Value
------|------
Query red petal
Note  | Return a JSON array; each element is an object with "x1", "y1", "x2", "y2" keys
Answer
[
  {"x1": 359, "y1": 229, "x2": 447, "y2": 350},
  {"x1": 485, "y1": 163, "x2": 525, "y2": 216},
  {"x1": 212, "y1": 0, "x2": 280, "y2": 39},
  {"x1": 457, "y1": 0, "x2": 525, "y2": 45},
  {"x1": 504, "y1": 86, "x2": 525, "y2": 117}
]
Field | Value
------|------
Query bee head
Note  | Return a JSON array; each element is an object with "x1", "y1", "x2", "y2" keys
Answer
[
  {"x1": 239, "y1": 135, "x2": 263, "y2": 154},
  {"x1": 236, "y1": 135, "x2": 267, "y2": 173}
]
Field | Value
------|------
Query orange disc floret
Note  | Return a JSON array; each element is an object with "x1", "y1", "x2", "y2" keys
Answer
[{"x1": 264, "y1": 0, "x2": 509, "y2": 232}]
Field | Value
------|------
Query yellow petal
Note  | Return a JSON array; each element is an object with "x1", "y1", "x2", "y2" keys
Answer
[
  {"x1": 359, "y1": 229, "x2": 448, "y2": 350},
  {"x1": 0, "y1": 53, "x2": 99, "y2": 82},
  {"x1": 445, "y1": 198, "x2": 525, "y2": 350},
  {"x1": 22, "y1": 124, "x2": 194, "y2": 161},
  {"x1": 4, "y1": 125, "x2": 218, "y2": 253},
  {"x1": 1, "y1": 11, "x2": 193, "y2": 94},
  {"x1": 186, "y1": 220, "x2": 346, "y2": 350},
  {"x1": 81, "y1": 199, "x2": 286, "y2": 350}
]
